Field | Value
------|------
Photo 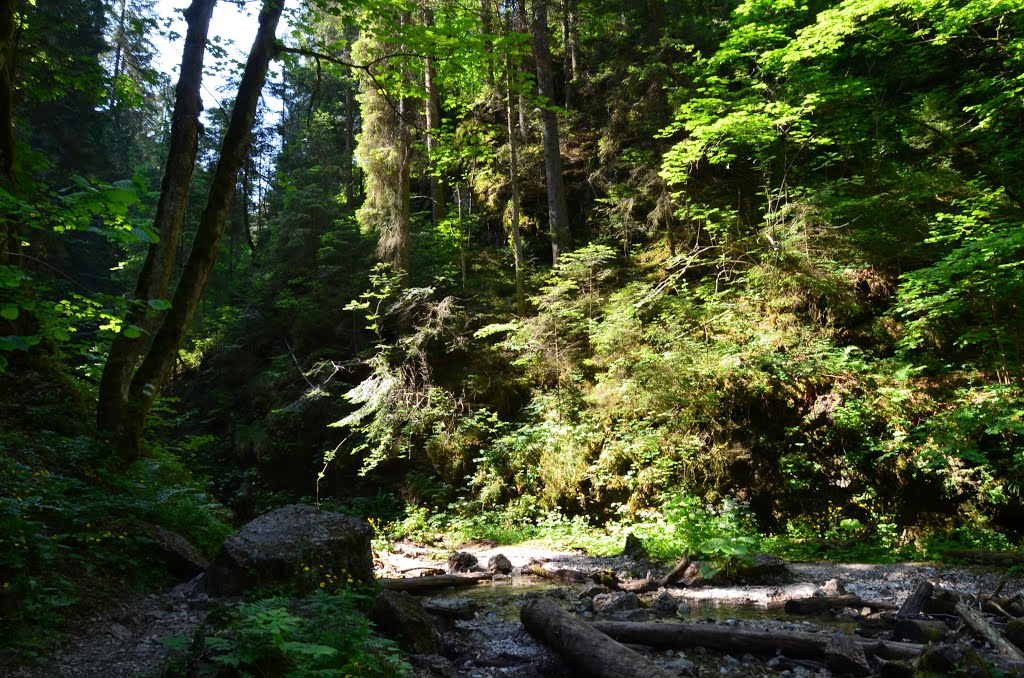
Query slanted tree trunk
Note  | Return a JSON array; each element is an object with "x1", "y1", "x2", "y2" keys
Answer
[
  {"x1": 504, "y1": 28, "x2": 526, "y2": 316},
  {"x1": 422, "y1": 6, "x2": 446, "y2": 225},
  {"x1": 96, "y1": 0, "x2": 216, "y2": 463},
  {"x1": 531, "y1": 0, "x2": 569, "y2": 264},
  {"x1": 108, "y1": 0, "x2": 285, "y2": 461}
]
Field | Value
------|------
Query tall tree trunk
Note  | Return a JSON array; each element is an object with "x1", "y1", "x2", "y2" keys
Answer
[
  {"x1": 109, "y1": 0, "x2": 285, "y2": 461},
  {"x1": 505, "y1": 41, "x2": 526, "y2": 316},
  {"x1": 560, "y1": 0, "x2": 579, "y2": 108},
  {"x1": 97, "y1": 0, "x2": 215, "y2": 453},
  {"x1": 423, "y1": 6, "x2": 446, "y2": 225},
  {"x1": 343, "y1": 82, "x2": 355, "y2": 208},
  {"x1": 531, "y1": 0, "x2": 570, "y2": 264},
  {"x1": 479, "y1": 0, "x2": 494, "y2": 88},
  {"x1": 112, "y1": 0, "x2": 128, "y2": 82},
  {"x1": 242, "y1": 161, "x2": 255, "y2": 252},
  {"x1": 396, "y1": 10, "x2": 413, "y2": 280},
  {"x1": 0, "y1": 0, "x2": 17, "y2": 180},
  {"x1": 515, "y1": 0, "x2": 528, "y2": 138}
]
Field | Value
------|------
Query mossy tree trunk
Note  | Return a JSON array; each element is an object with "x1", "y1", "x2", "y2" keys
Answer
[
  {"x1": 96, "y1": 0, "x2": 216, "y2": 462},
  {"x1": 531, "y1": 0, "x2": 570, "y2": 264},
  {"x1": 100, "y1": 0, "x2": 285, "y2": 463}
]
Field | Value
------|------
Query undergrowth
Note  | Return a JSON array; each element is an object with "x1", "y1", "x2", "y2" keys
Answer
[
  {"x1": 0, "y1": 419, "x2": 232, "y2": 665},
  {"x1": 171, "y1": 589, "x2": 409, "y2": 678}
]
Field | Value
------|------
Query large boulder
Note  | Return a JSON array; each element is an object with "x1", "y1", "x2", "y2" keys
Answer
[{"x1": 203, "y1": 504, "x2": 374, "y2": 596}]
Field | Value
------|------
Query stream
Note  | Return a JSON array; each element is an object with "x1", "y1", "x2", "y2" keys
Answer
[{"x1": 10, "y1": 543, "x2": 1023, "y2": 678}]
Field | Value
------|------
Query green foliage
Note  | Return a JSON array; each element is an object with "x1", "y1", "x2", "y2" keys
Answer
[
  {"x1": 0, "y1": 429, "x2": 232, "y2": 659},
  {"x1": 195, "y1": 591, "x2": 409, "y2": 678}
]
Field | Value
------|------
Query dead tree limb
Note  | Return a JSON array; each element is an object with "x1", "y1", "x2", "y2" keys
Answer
[
  {"x1": 954, "y1": 601, "x2": 1024, "y2": 662},
  {"x1": 378, "y1": 572, "x2": 492, "y2": 592},
  {"x1": 784, "y1": 594, "x2": 897, "y2": 615},
  {"x1": 620, "y1": 555, "x2": 691, "y2": 593},
  {"x1": 590, "y1": 621, "x2": 924, "y2": 661}
]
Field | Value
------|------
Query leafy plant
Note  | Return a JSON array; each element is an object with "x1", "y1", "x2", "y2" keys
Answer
[{"x1": 196, "y1": 591, "x2": 410, "y2": 678}]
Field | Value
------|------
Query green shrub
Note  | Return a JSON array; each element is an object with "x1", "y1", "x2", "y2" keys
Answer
[{"x1": 194, "y1": 591, "x2": 409, "y2": 677}]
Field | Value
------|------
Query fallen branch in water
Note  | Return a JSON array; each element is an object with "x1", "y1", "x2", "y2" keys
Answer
[{"x1": 378, "y1": 572, "x2": 492, "y2": 592}]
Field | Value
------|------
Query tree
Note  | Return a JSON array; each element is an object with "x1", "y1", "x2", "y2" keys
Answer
[
  {"x1": 354, "y1": 11, "x2": 413, "y2": 280},
  {"x1": 531, "y1": 0, "x2": 570, "y2": 263},
  {"x1": 98, "y1": 0, "x2": 286, "y2": 462}
]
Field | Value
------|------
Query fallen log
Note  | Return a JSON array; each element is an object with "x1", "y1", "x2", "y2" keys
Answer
[
  {"x1": 784, "y1": 594, "x2": 897, "y2": 615},
  {"x1": 378, "y1": 572, "x2": 492, "y2": 592},
  {"x1": 954, "y1": 601, "x2": 1024, "y2": 662},
  {"x1": 590, "y1": 621, "x2": 925, "y2": 661},
  {"x1": 520, "y1": 597, "x2": 677, "y2": 678},
  {"x1": 619, "y1": 555, "x2": 691, "y2": 593},
  {"x1": 944, "y1": 549, "x2": 1024, "y2": 564},
  {"x1": 524, "y1": 564, "x2": 591, "y2": 585},
  {"x1": 897, "y1": 581, "x2": 933, "y2": 618}
]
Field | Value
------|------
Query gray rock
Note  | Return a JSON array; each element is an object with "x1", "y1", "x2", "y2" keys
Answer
[
  {"x1": 663, "y1": 656, "x2": 696, "y2": 676},
  {"x1": 203, "y1": 504, "x2": 373, "y2": 596},
  {"x1": 487, "y1": 553, "x2": 513, "y2": 574},
  {"x1": 447, "y1": 551, "x2": 479, "y2": 573},
  {"x1": 592, "y1": 591, "x2": 640, "y2": 614},
  {"x1": 824, "y1": 633, "x2": 871, "y2": 677},
  {"x1": 578, "y1": 584, "x2": 610, "y2": 599},
  {"x1": 652, "y1": 590, "x2": 679, "y2": 616},
  {"x1": 822, "y1": 578, "x2": 847, "y2": 596},
  {"x1": 371, "y1": 590, "x2": 442, "y2": 654}
]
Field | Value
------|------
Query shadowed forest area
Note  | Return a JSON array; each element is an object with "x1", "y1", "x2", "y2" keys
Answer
[{"x1": 2, "y1": 0, "x2": 1024, "y2": 674}]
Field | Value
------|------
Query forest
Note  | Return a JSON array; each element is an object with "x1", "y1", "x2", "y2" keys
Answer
[{"x1": 1, "y1": 0, "x2": 1023, "y2": 675}]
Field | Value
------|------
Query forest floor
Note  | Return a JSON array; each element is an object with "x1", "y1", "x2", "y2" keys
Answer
[{"x1": 10, "y1": 543, "x2": 1023, "y2": 678}]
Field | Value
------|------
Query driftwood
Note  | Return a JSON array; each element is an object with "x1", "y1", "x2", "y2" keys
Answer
[
  {"x1": 619, "y1": 555, "x2": 691, "y2": 593},
  {"x1": 897, "y1": 580, "x2": 934, "y2": 618},
  {"x1": 520, "y1": 597, "x2": 677, "y2": 678},
  {"x1": 590, "y1": 621, "x2": 925, "y2": 661},
  {"x1": 954, "y1": 601, "x2": 1024, "y2": 662},
  {"x1": 524, "y1": 564, "x2": 593, "y2": 584},
  {"x1": 784, "y1": 594, "x2": 896, "y2": 615},
  {"x1": 378, "y1": 572, "x2": 492, "y2": 592},
  {"x1": 945, "y1": 549, "x2": 1024, "y2": 564}
]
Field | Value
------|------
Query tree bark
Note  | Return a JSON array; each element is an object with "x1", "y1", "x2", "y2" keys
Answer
[
  {"x1": 378, "y1": 572, "x2": 492, "y2": 591},
  {"x1": 396, "y1": 10, "x2": 413, "y2": 280},
  {"x1": 784, "y1": 594, "x2": 895, "y2": 614},
  {"x1": 590, "y1": 621, "x2": 925, "y2": 662},
  {"x1": 112, "y1": 0, "x2": 285, "y2": 460},
  {"x1": 0, "y1": 0, "x2": 16, "y2": 179},
  {"x1": 954, "y1": 601, "x2": 1024, "y2": 662},
  {"x1": 97, "y1": 0, "x2": 216, "y2": 462},
  {"x1": 521, "y1": 597, "x2": 678, "y2": 678},
  {"x1": 531, "y1": 0, "x2": 569, "y2": 263},
  {"x1": 422, "y1": 6, "x2": 446, "y2": 225},
  {"x1": 504, "y1": 34, "x2": 526, "y2": 316}
]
